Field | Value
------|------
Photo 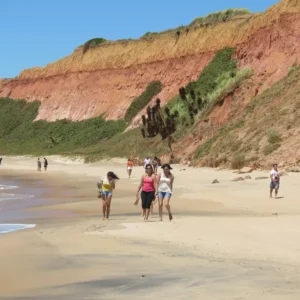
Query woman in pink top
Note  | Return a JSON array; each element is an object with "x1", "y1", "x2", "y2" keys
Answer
[{"x1": 134, "y1": 164, "x2": 157, "y2": 221}]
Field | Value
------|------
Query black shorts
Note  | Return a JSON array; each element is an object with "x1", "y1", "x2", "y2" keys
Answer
[{"x1": 141, "y1": 191, "x2": 155, "y2": 209}]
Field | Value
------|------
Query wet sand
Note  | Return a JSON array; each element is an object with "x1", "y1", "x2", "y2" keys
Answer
[{"x1": 0, "y1": 156, "x2": 300, "y2": 299}]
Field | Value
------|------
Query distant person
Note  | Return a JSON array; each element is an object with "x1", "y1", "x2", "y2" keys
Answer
[
  {"x1": 135, "y1": 164, "x2": 157, "y2": 221},
  {"x1": 157, "y1": 164, "x2": 174, "y2": 221},
  {"x1": 44, "y1": 158, "x2": 48, "y2": 171},
  {"x1": 37, "y1": 158, "x2": 41, "y2": 171},
  {"x1": 99, "y1": 172, "x2": 119, "y2": 220},
  {"x1": 0, "y1": 157, "x2": 2, "y2": 165},
  {"x1": 270, "y1": 163, "x2": 280, "y2": 199},
  {"x1": 144, "y1": 157, "x2": 151, "y2": 171},
  {"x1": 127, "y1": 158, "x2": 133, "y2": 178},
  {"x1": 152, "y1": 156, "x2": 159, "y2": 174}
]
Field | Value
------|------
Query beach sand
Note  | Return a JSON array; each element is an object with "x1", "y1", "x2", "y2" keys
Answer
[{"x1": 0, "y1": 156, "x2": 300, "y2": 299}]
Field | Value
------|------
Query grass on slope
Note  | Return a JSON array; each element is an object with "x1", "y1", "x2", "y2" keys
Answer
[
  {"x1": 0, "y1": 98, "x2": 125, "y2": 155},
  {"x1": 194, "y1": 65, "x2": 300, "y2": 168},
  {"x1": 142, "y1": 8, "x2": 252, "y2": 38},
  {"x1": 189, "y1": 9, "x2": 251, "y2": 27},
  {"x1": 124, "y1": 81, "x2": 162, "y2": 123},
  {"x1": 167, "y1": 48, "x2": 253, "y2": 125}
]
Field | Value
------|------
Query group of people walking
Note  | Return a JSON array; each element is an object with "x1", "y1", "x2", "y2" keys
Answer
[{"x1": 98, "y1": 157, "x2": 174, "y2": 222}]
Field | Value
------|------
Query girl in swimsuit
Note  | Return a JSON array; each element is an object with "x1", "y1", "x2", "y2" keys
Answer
[
  {"x1": 127, "y1": 158, "x2": 133, "y2": 178},
  {"x1": 99, "y1": 171, "x2": 119, "y2": 220}
]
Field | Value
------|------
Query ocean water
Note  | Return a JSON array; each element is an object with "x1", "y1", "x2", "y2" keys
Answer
[
  {"x1": 0, "y1": 223, "x2": 36, "y2": 234},
  {"x1": 0, "y1": 183, "x2": 36, "y2": 234}
]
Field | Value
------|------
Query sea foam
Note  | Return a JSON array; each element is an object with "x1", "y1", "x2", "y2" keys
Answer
[{"x1": 0, "y1": 224, "x2": 36, "y2": 234}]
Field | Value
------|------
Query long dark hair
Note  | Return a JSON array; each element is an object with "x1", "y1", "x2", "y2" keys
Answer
[
  {"x1": 107, "y1": 171, "x2": 119, "y2": 180},
  {"x1": 145, "y1": 164, "x2": 154, "y2": 175}
]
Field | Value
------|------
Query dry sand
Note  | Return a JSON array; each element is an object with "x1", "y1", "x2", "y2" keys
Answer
[{"x1": 0, "y1": 156, "x2": 300, "y2": 299}]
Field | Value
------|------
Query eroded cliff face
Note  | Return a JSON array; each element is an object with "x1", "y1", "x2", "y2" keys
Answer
[{"x1": 1, "y1": 0, "x2": 300, "y2": 121}]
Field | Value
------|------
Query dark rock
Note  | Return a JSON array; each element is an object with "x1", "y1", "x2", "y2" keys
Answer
[
  {"x1": 212, "y1": 179, "x2": 220, "y2": 184},
  {"x1": 232, "y1": 177, "x2": 244, "y2": 182},
  {"x1": 238, "y1": 167, "x2": 253, "y2": 174},
  {"x1": 287, "y1": 167, "x2": 300, "y2": 172},
  {"x1": 255, "y1": 177, "x2": 269, "y2": 180}
]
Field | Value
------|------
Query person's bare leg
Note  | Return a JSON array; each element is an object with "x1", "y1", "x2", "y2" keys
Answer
[
  {"x1": 270, "y1": 188, "x2": 273, "y2": 198},
  {"x1": 150, "y1": 202, "x2": 154, "y2": 216},
  {"x1": 145, "y1": 209, "x2": 150, "y2": 221},
  {"x1": 164, "y1": 198, "x2": 173, "y2": 221},
  {"x1": 102, "y1": 199, "x2": 106, "y2": 220},
  {"x1": 129, "y1": 170, "x2": 132, "y2": 178},
  {"x1": 106, "y1": 195, "x2": 112, "y2": 219},
  {"x1": 158, "y1": 197, "x2": 163, "y2": 221},
  {"x1": 275, "y1": 188, "x2": 279, "y2": 199}
]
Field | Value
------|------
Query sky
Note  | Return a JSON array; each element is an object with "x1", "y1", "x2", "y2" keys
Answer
[{"x1": 0, "y1": 0, "x2": 279, "y2": 78}]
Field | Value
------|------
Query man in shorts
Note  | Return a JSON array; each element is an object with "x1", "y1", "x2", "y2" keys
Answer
[{"x1": 270, "y1": 163, "x2": 280, "y2": 199}]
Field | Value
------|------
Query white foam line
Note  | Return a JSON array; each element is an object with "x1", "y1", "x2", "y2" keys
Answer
[{"x1": 0, "y1": 224, "x2": 36, "y2": 234}]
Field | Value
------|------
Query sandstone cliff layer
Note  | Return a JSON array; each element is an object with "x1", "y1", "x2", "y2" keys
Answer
[{"x1": 0, "y1": 0, "x2": 300, "y2": 121}]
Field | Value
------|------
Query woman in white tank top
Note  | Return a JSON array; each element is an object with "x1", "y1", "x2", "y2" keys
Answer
[{"x1": 157, "y1": 164, "x2": 174, "y2": 221}]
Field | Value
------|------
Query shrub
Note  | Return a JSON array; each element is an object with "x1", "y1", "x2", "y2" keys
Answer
[
  {"x1": 124, "y1": 81, "x2": 162, "y2": 123},
  {"x1": 263, "y1": 143, "x2": 280, "y2": 155},
  {"x1": 267, "y1": 129, "x2": 282, "y2": 144},
  {"x1": 83, "y1": 38, "x2": 106, "y2": 54},
  {"x1": 231, "y1": 153, "x2": 246, "y2": 169}
]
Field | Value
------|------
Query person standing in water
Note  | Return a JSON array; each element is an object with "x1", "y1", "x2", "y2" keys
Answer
[
  {"x1": 37, "y1": 158, "x2": 41, "y2": 171},
  {"x1": 135, "y1": 164, "x2": 157, "y2": 221},
  {"x1": 270, "y1": 163, "x2": 280, "y2": 199},
  {"x1": 157, "y1": 164, "x2": 174, "y2": 221},
  {"x1": 99, "y1": 171, "x2": 119, "y2": 220},
  {"x1": 127, "y1": 158, "x2": 133, "y2": 178},
  {"x1": 152, "y1": 156, "x2": 159, "y2": 174},
  {"x1": 44, "y1": 158, "x2": 48, "y2": 171}
]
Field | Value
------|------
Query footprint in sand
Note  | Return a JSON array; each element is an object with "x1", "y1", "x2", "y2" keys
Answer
[{"x1": 84, "y1": 224, "x2": 105, "y2": 234}]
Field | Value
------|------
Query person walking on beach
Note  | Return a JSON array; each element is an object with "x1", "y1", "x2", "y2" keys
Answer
[
  {"x1": 99, "y1": 172, "x2": 119, "y2": 220},
  {"x1": 135, "y1": 164, "x2": 157, "y2": 221},
  {"x1": 127, "y1": 158, "x2": 133, "y2": 178},
  {"x1": 157, "y1": 164, "x2": 174, "y2": 221},
  {"x1": 144, "y1": 157, "x2": 151, "y2": 171},
  {"x1": 37, "y1": 158, "x2": 41, "y2": 171},
  {"x1": 44, "y1": 158, "x2": 48, "y2": 171},
  {"x1": 270, "y1": 163, "x2": 280, "y2": 199},
  {"x1": 152, "y1": 156, "x2": 159, "y2": 174}
]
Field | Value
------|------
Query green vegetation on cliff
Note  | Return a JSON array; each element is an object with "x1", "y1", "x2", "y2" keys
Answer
[
  {"x1": 0, "y1": 47, "x2": 254, "y2": 163},
  {"x1": 194, "y1": 65, "x2": 300, "y2": 168},
  {"x1": 165, "y1": 47, "x2": 252, "y2": 126},
  {"x1": 125, "y1": 81, "x2": 162, "y2": 123},
  {"x1": 83, "y1": 38, "x2": 107, "y2": 53},
  {"x1": 0, "y1": 98, "x2": 125, "y2": 155}
]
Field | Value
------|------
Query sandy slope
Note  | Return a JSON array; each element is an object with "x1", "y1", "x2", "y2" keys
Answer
[{"x1": 0, "y1": 156, "x2": 300, "y2": 299}]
